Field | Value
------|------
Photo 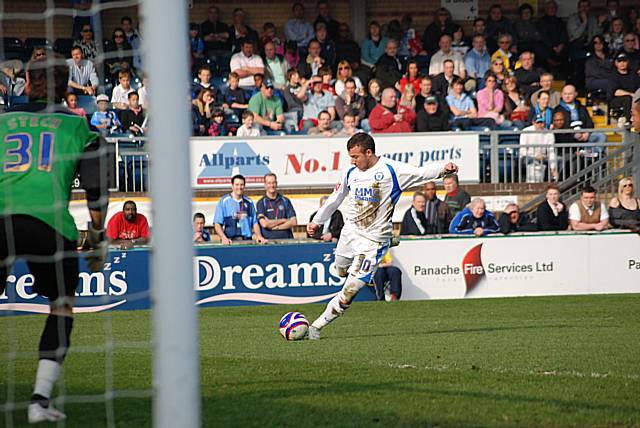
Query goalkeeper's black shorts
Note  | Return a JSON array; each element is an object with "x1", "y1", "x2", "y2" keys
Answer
[{"x1": 0, "y1": 215, "x2": 78, "y2": 301}]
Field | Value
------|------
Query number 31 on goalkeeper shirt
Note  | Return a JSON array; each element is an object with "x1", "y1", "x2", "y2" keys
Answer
[{"x1": 4, "y1": 132, "x2": 55, "y2": 172}]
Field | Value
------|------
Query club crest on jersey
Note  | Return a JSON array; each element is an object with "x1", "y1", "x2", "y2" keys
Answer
[{"x1": 374, "y1": 171, "x2": 384, "y2": 181}]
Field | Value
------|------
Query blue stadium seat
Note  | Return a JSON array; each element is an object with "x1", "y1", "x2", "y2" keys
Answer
[
  {"x1": 8, "y1": 95, "x2": 28, "y2": 106},
  {"x1": 53, "y1": 38, "x2": 74, "y2": 56}
]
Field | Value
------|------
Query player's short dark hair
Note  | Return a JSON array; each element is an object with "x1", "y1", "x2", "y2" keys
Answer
[
  {"x1": 123, "y1": 200, "x2": 137, "y2": 210},
  {"x1": 231, "y1": 174, "x2": 245, "y2": 185},
  {"x1": 582, "y1": 185, "x2": 596, "y2": 194},
  {"x1": 193, "y1": 212, "x2": 205, "y2": 221},
  {"x1": 27, "y1": 56, "x2": 69, "y2": 103},
  {"x1": 347, "y1": 133, "x2": 375, "y2": 154}
]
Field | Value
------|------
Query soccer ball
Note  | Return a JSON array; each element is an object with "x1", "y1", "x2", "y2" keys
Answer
[{"x1": 279, "y1": 312, "x2": 309, "y2": 341}]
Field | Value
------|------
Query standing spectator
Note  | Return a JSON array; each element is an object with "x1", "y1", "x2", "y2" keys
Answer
[
  {"x1": 200, "y1": 6, "x2": 231, "y2": 71},
  {"x1": 499, "y1": 203, "x2": 536, "y2": 234},
  {"x1": 263, "y1": 41, "x2": 289, "y2": 90},
  {"x1": 536, "y1": 184, "x2": 569, "y2": 231},
  {"x1": 236, "y1": 110, "x2": 263, "y2": 137},
  {"x1": 605, "y1": 18, "x2": 625, "y2": 53},
  {"x1": 334, "y1": 60, "x2": 363, "y2": 96},
  {"x1": 248, "y1": 79, "x2": 285, "y2": 134},
  {"x1": 66, "y1": 46, "x2": 98, "y2": 95},
  {"x1": 364, "y1": 78, "x2": 381, "y2": 117},
  {"x1": 513, "y1": 51, "x2": 543, "y2": 100},
  {"x1": 91, "y1": 94, "x2": 122, "y2": 135},
  {"x1": 416, "y1": 95, "x2": 450, "y2": 132},
  {"x1": 335, "y1": 23, "x2": 360, "y2": 66},
  {"x1": 222, "y1": 72, "x2": 249, "y2": 117},
  {"x1": 538, "y1": 1, "x2": 569, "y2": 75},
  {"x1": 119, "y1": 91, "x2": 146, "y2": 136},
  {"x1": 335, "y1": 78, "x2": 365, "y2": 125},
  {"x1": 397, "y1": 60, "x2": 421, "y2": 94},
  {"x1": 336, "y1": 112, "x2": 361, "y2": 136},
  {"x1": 307, "y1": 110, "x2": 338, "y2": 136},
  {"x1": 502, "y1": 76, "x2": 530, "y2": 128},
  {"x1": 490, "y1": 33, "x2": 515, "y2": 72},
  {"x1": 528, "y1": 91, "x2": 554, "y2": 129},
  {"x1": 297, "y1": 39, "x2": 324, "y2": 79},
  {"x1": 429, "y1": 35, "x2": 466, "y2": 79},
  {"x1": 105, "y1": 28, "x2": 133, "y2": 80},
  {"x1": 298, "y1": 76, "x2": 336, "y2": 131},
  {"x1": 554, "y1": 84, "x2": 606, "y2": 143},
  {"x1": 567, "y1": 0, "x2": 604, "y2": 58},
  {"x1": 464, "y1": 35, "x2": 491, "y2": 90},
  {"x1": 431, "y1": 59, "x2": 458, "y2": 98},
  {"x1": 73, "y1": 24, "x2": 98, "y2": 62},
  {"x1": 422, "y1": 7, "x2": 456, "y2": 55},
  {"x1": 476, "y1": 72, "x2": 506, "y2": 126},
  {"x1": 110, "y1": 70, "x2": 134, "y2": 110},
  {"x1": 371, "y1": 250, "x2": 403, "y2": 301},
  {"x1": 610, "y1": 53, "x2": 640, "y2": 121},
  {"x1": 449, "y1": 198, "x2": 500, "y2": 236},
  {"x1": 514, "y1": 3, "x2": 543, "y2": 57},
  {"x1": 447, "y1": 77, "x2": 495, "y2": 130},
  {"x1": 314, "y1": 0, "x2": 340, "y2": 42},
  {"x1": 256, "y1": 173, "x2": 297, "y2": 240},
  {"x1": 64, "y1": 92, "x2": 86, "y2": 117},
  {"x1": 107, "y1": 200, "x2": 150, "y2": 248},
  {"x1": 314, "y1": 22, "x2": 336, "y2": 68},
  {"x1": 230, "y1": 38, "x2": 264, "y2": 90},
  {"x1": 284, "y1": 3, "x2": 314, "y2": 53},
  {"x1": 443, "y1": 174, "x2": 471, "y2": 217},
  {"x1": 569, "y1": 186, "x2": 610, "y2": 231},
  {"x1": 361, "y1": 21, "x2": 388, "y2": 68},
  {"x1": 213, "y1": 174, "x2": 266, "y2": 244},
  {"x1": 308, "y1": 195, "x2": 344, "y2": 241},
  {"x1": 369, "y1": 88, "x2": 414, "y2": 133},
  {"x1": 531, "y1": 73, "x2": 561, "y2": 108},
  {"x1": 375, "y1": 40, "x2": 403, "y2": 90},
  {"x1": 228, "y1": 8, "x2": 259, "y2": 54},
  {"x1": 486, "y1": 4, "x2": 516, "y2": 48},
  {"x1": 193, "y1": 212, "x2": 211, "y2": 243},
  {"x1": 608, "y1": 177, "x2": 640, "y2": 232}
]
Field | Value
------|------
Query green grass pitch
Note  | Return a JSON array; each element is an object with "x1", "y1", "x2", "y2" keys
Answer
[{"x1": 2, "y1": 294, "x2": 639, "y2": 427}]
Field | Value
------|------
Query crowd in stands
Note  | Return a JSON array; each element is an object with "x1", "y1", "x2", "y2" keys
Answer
[{"x1": 2, "y1": 0, "x2": 639, "y2": 143}]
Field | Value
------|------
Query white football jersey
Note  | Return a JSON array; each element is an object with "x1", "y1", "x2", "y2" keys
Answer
[{"x1": 314, "y1": 157, "x2": 446, "y2": 242}]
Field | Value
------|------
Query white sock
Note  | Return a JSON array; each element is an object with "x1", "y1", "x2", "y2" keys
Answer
[
  {"x1": 33, "y1": 359, "x2": 61, "y2": 400},
  {"x1": 312, "y1": 294, "x2": 347, "y2": 329}
]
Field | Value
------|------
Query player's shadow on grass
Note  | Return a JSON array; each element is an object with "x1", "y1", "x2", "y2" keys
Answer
[{"x1": 344, "y1": 324, "x2": 575, "y2": 339}]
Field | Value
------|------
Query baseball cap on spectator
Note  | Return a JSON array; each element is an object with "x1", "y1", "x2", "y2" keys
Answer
[
  {"x1": 534, "y1": 114, "x2": 545, "y2": 123},
  {"x1": 96, "y1": 94, "x2": 109, "y2": 103},
  {"x1": 425, "y1": 96, "x2": 438, "y2": 105},
  {"x1": 263, "y1": 79, "x2": 275, "y2": 89},
  {"x1": 615, "y1": 52, "x2": 628, "y2": 62}
]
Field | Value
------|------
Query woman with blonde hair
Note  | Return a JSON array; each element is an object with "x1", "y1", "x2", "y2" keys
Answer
[
  {"x1": 608, "y1": 177, "x2": 640, "y2": 232},
  {"x1": 333, "y1": 60, "x2": 362, "y2": 96},
  {"x1": 397, "y1": 84, "x2": 417, "y2": 129}
]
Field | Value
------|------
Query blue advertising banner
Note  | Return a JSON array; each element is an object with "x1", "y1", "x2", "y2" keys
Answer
[{"x1": 0, "y1": 242, "x2": 374, "y2": 315}]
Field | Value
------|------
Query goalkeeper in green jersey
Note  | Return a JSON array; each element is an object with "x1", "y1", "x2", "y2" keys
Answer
[{"x1": 0, "y1": 56, "x2": 109, "y2": 423}]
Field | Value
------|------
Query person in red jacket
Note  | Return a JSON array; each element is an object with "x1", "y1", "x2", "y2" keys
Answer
[
  {"x1": 368, "y1": 88, "x2": 414, "y2": 133},
  {"x1": 106, "y1": 200, "x2": 150, "y2": 249}
]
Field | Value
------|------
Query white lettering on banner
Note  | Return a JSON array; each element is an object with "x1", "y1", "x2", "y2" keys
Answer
[
  {"x1": 17, "y1": 274, "x2": 37, "y2": 299},
  {"x1": 190, "y1": 134, "x2": 480, "y2": 189}
]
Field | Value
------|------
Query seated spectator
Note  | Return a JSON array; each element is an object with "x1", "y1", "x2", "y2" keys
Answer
[
  {"x1": 207, "y1": 108, "x2": 229, "y2": 136},
  {"x1": 605, "y1": 17, "x2": 625, "y2": 53},
  {"x1": 554, "y1": 84, "x2": 607, "y2": 143},
  {"x1": 335, "y1": 77, "x2": 365, "y2": 126},
  {"x1": 488, "y1": 56, "x2": 508, "y2": 87},
  {"x1": 307, "y1": 110, "x2": 337, "y2": 136},
  {"x1": 91, "y1": 94, "x2": 122, "y2": 135},
  {"x1": 200, "y1": 6, "x2": 232, "y2": 72},
  {"x1": 73, "y1": 24, "x2": 98, "y2": 61},
  {"x1": 193, "y1": 212, "x2": 210, "y2": 242},
  {"x1": 401, "y1": 184, "x2": 451, "y2": 235},
  {"x1": 531, "y1": 72, "x2": 561, "y2": 108},
  {"x1": 284, "y1": 41, "x2": 300, "y2": 70},
  {"x1": 449, "y1": 198, "x2": 500, "y2": 236},
  {"x1": 335, "y1": 23, "x2": 361, "y2": 66},
  {"x1": 490, "y1": 33, "x2": 515, "y2": 72},
  {"x1": 610, "y1": 52, "x2": 640, "y2": 121},
  {"x1": 536, "y1": 183, "x2": 569, "y2": 231},
  {"x1": 213, "y1": 174, "x2": 267, "y2": 244},
  {"x1": 569, "y1": 185, "x2": 610, "y2": 231},
  {"x1": 192, "y1": 66, "x2": 215, "y2": 99},
  {"x1": 298, "y1": 76, "x2": 336, "y2": 131},
  {"x1": 538, "y1": 1, "x2": 569, "y2": 75},
  {"x1": 498, "y1": 203, "x2": 536, "y2": 234},
  {"x1": 513, "y1": 51, "x2": 543, "y2": 100},
  {"x1": 451, "y1": 24, "x2": 470, "y2": 56},
  {"x1": 256, "y1": 173, "x2": 297, "y2": 240},
  {"x1": 486, "y1": 4, "x2": 516, "y2": 52},
  {"x1": 371, "y1": 250, "x2": 402, "y2": 301},
  {"x1": 222, "y1": 72, "x2": 249, "y2": 117},
  {"x1": 361, "y1": 21, "x2": 388, "y2": 68},
  {"x1": 443, "y1": 174, "x2": 471, "y2": 217},
  {"x1": 447, "y1": 78, "x2": 495, "y2": 130},
  {"x1": 105, "y1": 28, "x2": 134, "y2": 80},
  {"x1": 64, "y1": 92, "x2": 86, "y2": 117},
  {"x1": 297, "y1": 39, "x2": 324, "y2": 79},
  {"x1": 397, "y1": 85, "x2": 417, "y2": 126},
  {"x1": 514, "y1": 4, "x2": 543, "y2": 59},
  {"x1": 248, "y1": 79, "x2": 285, "y2": 134},
  {"x1": 414, "y1": 77, "x2": 438, "y2": 112},
  {"x1": 364, "y1": 78, "x2": 382, "y2": 117},
  {"x1": 477, "y1": 72, "x2": 507, "y2": 126},
  {"x1": 369, "y1": 88, "x2": 414, "y2": 133},
  {"x1": 107, "y1": 200, "x2": 150, "y2": 248},
  {"x1": 236, "y1": 110, "x2": 263, "y2": 137},
  {"x1": 608, "y1": 177, "x2": 640, "y2": 232},
  {"x1": 335, "y1": 112, "x2": 361, "y2": 136},
  {"x1": 318, "y1": 66, "x2": 336, "y2": 96},
  {"x1": 119, "y1": 91, "x2": 147, "y2": 136},
  {"x1": 621, "y1": 33, "x2": 640, "y2": 73},
  {"x1": 284, "y1": 2, "x2": 314, "y2": 54},
  {"x1": 551, "y1": 110, "x2": 579, "y2": 144},
  {"x1": 396, "y1": 60, "x2": 420, "y2": 95},
  {"x1": 230, "y1": 38, "x2": 264, "y2": 90},
  {"x1": 432, "y1": 59, "x2": 459, "y2": 99},
  {"x1": 374, "y1": 39, "x2": 403, "y2": 90},
  {"x1": 585, "y1": 36, "x2": 613, "y2": 96},
  {"x1": 282, "y1": 70, "x2": 304, "y2": 119},
  {"x1": 528, "y1": 90, "x2": 554, "y2": 129},
  {"x1": 228, "y1": 8, "x2": 259, "y2": 54},
  {"x1": 334, "y1": 60, "x2": 363, "y2": 96},
  {"x1": 263, "y1": 41, "x2": 289, "y2": 90},
  {"x1": 566, "y1": 0, "x2": 602, "y2": 60},
  {"x1": 308, "y1": 195, "x2": 344, "y2": 241},
  {"x1": 314, "y1": 22, "x2": 336, "y2": 67},
  {"x1": 519, "y1": 114, "x2": 558, "y2": 182},
  {"x1": 502, "y1": 76, "x2": 530, "y2": 128},
  {"x1": 193, "y1": 88, "x2": 217, "y2": 128},
  {"x1": 416, "y1": 95, "x2": 450, "y2": 132},
  {"x1": 260, "y1": 22, "x2": 284, "y2": 56},
  {"x1": 464, "y1": 34, "x2": 491, "y2": 90},
  {"x1": 189, "y1": 22, "x2": 205, "y2": 63},
  {"x1": 429, "y1": 34, "x2": 467, "y2": 79},
  {"x1": 66, "y1": 46, "x2": 98, "y2": 95},
  {"x1": 422, "y1": 7, "x2": 457, "y2": 55},
  {"x1": 111, "y1": 70, "x2": 135, "y2": 110}
]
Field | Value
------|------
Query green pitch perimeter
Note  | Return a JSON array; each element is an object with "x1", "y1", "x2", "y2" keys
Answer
[{"x1": 2, "y1": 294, "x2": 639, "y2": 427}]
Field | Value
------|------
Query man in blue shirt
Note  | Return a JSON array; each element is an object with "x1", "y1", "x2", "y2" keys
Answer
[
  {"x1": 449, "y1": 197, "x2": 500, "y2": 236},
  {"x1": 193, "y1": 212, "x2": 211, "y2": 242},
  {"x1": 213, "y1": 175, "x2": 267, "y2": 244},
  {"x1": 257, "y1": 173, "x2": 297, "y2": 240},
  {"x1": 464, "y1": 35, "x2": 490, "y2": 90}
]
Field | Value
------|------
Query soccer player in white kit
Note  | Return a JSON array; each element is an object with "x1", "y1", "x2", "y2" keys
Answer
[{"x1": 306, "y1": 133, "x2": 459, "y2": 339}]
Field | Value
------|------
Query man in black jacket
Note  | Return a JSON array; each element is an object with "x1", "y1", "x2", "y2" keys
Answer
[
  {"x1": 308, "y1": 195, "x2": 343, "y2": 241},
  {"x1": 374, "y1": 39, "x2": 403, "y2": 90},
  {"x1": 536, "y1": 184, "x2": 569, "y2": 231},
  {"x1": 498, "y1": 203, "x2": 537, "y2": 234},
  {"x1": 416, "y1": 96, "x2": 450, "y2": 132},
  {"x1": 554, "y1": 84, "x2": 607, "y2": 145}
]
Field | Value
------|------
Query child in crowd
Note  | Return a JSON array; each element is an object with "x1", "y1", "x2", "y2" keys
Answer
[
  {"x1": 208, "y1": 108, "x2": 229, "y2": 136},
  {"x1": 319, "y1": 66, "x2": 335, "y2": 95},
  {"x1": 91, "y1": 94, "x2": 122, "y2": 135},
  {"x1": 284, "y1": 41, "x2": 300, "y2": 69},
  {"x1": 111, "y1": 70, "x2": 134, "y2": 110},
  {"x1": 236, "y1": 110, "x2": 263, "y2": 137},
  {"x1": 189, "y1": 22, "x2": 205, "y2": 61},
  {"x1": 283, "y1": 69, "x2": 304, "y2": 119},
  {"x1": 223, "y1": 72, "x2": 249, "y2": 117},
  {"x1": 65, "y1": 92, "x2": 87, "y2": 117}
]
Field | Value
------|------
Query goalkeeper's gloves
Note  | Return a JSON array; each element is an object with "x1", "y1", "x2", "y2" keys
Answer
[{"x1": 86, "y1": 224, "x2": 107, "y2": 272}]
